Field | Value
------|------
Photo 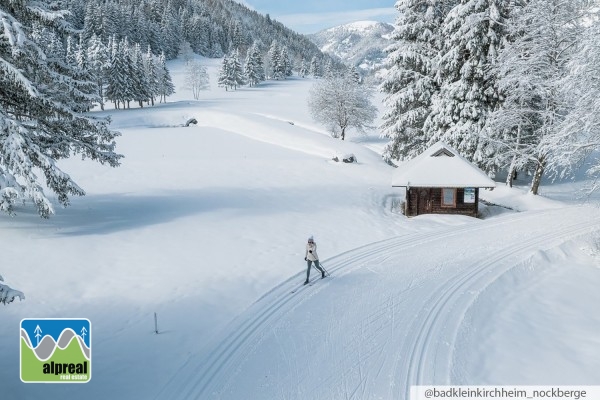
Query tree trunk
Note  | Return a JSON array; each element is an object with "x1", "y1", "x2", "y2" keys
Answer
[
  {"x1": 341, "y1": 127, "x2": 345, "y2": 141},
  {"x1": 506, "y1": 162, "x2": 516, "y2": 188},
  {"x1": 530, "y1": 155, "x2": 546, "y2": 195}
]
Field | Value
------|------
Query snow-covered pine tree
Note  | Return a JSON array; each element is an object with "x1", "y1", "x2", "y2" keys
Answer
[
  {"x1": 280, "y1": 46, "x2": 292, "y2": 78},
  {"x1": 299, "y1": 57, "x2": 309, "y2": 78},
  {"x1": 229, "y1": 49, "x2": 245, "y2": 89},
  {"x1": 308, "y1": 75, "x2": 378, "y2": 140},
  {"x1": 156, "y1": 51, "x2": 175, "y2": 103},
  {"x1": 244, "y1": 42, "x2": 264, "y2": 86},
  {"x1": 0, "y1": 274, "x2": 24, "y2": 305},
  {"x1": 380, "y1": 0, "x2": 451, "y2": 163},
  {"x1": 87, "y1": 34, "x2": 110, "y2": 110},
  {"x1": 143, "y1": 46, "x2": 159, "y2": 106},
  {"x1": 425, "y1": 0, "x2": 508, "y2": 164},
  {"x1": 348, "y1": 66, "x2": 360, "y2": 83},
  {"x1": 1, "y1": 0, "x2": 121, "y2": 217},
  {"x1": 324, "y1": 59, "x2": 334, "y2": 78},
  {"x1": 105, "y1": 36, "x2": 127, "y2": 109},
  {"x1": 218, "y1": 56, "x2": 232, "y2": 90},
  {"x1": 310, "y1": 56, "x2": 321, "y2": 78},
  {"x1": 268, "y1": 40, "x2": 283, "y2": 80},
  {"x1": 132, "y1": 43, "x2": 151, "y2": 108}
]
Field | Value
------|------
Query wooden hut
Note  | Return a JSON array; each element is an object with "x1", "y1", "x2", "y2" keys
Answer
[{"x1": 392, "y1": 142, "x2": 496, "y2": 217}]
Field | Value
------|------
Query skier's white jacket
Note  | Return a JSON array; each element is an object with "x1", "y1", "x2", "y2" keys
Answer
[{"x1": 305, "y1": 242, "x2": 319, "y2": 261}]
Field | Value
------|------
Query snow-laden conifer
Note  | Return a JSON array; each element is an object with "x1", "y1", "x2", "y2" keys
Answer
[
  {"x1": 244, "y1": 42, "x2": 265, "y2": 86},
  {"x1": 380, "y1": 0, "x2": 451, "y2": 163},
  {"x1": 1, "y1": 0, "x2": 121, "y2": 217},
  {"x1": 425, "y1": 0, "x2": 508, "y2": 164},
  {"x1": 310, "y1": 56, "x2": 321, "y2": 78},
  {"x1": 156, "y1": 52, "x2": 175, "y2": 103}
]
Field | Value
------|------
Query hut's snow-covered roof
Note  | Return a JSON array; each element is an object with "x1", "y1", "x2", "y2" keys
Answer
[{"x1": 391, "y1": 142, "x2": 496, "y2": 188}]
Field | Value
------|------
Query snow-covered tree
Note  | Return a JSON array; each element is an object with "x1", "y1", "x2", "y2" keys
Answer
[
  {"x1": 1, "y1": 0, "x2": 121, "y2": 217},
  {"x1": 218, "y1": 51, "x2": 244, "y2": 91},
  {"x1": 132, "y1": 43, "x2": 151, "y2": 108},
  {"x1": 425, "y1": 0, "x2": 509, "y2": 164},
  {"x1": 268, "y1": 40, "x2": 284, "y2": 79},
  {"x1": 244, "y1": 42, "x2": 265, "y2": 86},
  {"x1": 144, "y1": 46, "x2": 160, "y2": 106},
  {"x1": 310, "y1": 56, "x2": 321, "y2": 78},
  {"x1": 483, "y1": 0, "x2": 591, "y2": 193},
  {"x1": 299, "y1": 57, "x2": 309, "y2": 78},
  {"x1": 380, "y1": 0, "x2": 452, "y2": 163},
  {"x1": 229, "y1": 49, "x2": 245, "y2": 89},
  {"x1": 87, "y1": 34, "x2": 110, "y2": 110},
  {"x1": 280, "y1": 46, "x2": 292, "y2": 77},
  {"x1": 543, "y1": 2, "x2": 600, "y2": 192},
  {"x1": 185, "y1": 60, "x2": 210, "y2": 99},
  {"x1": 105, "y1": 36, "x2": 129, "y2": 109},
  {"x1": 156, "y1": 51, "x2": 175, "y2": 103},
  {"x1": 308, "y1": 75, "x2": 378, "y2": 140},
  {"x1": 0, "y1": 274, "x2": 24, "y2": 305},
  {"x1": 218, "y1": 56, "x2": 233, "y2": 90}
]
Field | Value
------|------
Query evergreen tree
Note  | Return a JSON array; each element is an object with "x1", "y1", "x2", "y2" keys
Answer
[
  {"x1": 425, "y1": 0, "x2": 508, "y2": 163},
  {"x1": 229, "y1": 49, "x2": 245, "y2": 89},
  {"x1": 87, "y1": 34, "x2": 110, "y2": 110},
  {"x1": 132, "y1": 43, "x2": 151, "y2": 108},
  {"x1": 380, "y1": 0, "x2": 451, "y2": 162},
  {"x1": 0, "y1": 274, "x2": 24, "y2": 305},
  {"x1": 105, "y1": 36, "x2": 128, "y2": 109},
  {"x1": 268, "y1": 40, "x2": 283, "y2": 79},
  {"x1": 310, "y1": 56, "x2": 321, "y2": 78},
  {"x1": 244, "y1": 42, "x2": 264, "y2": 86},
  {"x1": 280, "y1": 46, "x2": 292, "y2": 77},
  {"x1": 156, "y1": 52, "x2": 175, "y2": 103},
  {"x1": 299, "y1": 57, "x2": 309, "y2": 78},
  {"x1": 218, "y1": 56, "x2": 233, "y2": 90},
  {"x1": 1, "y1": 0, "x2": 121, "y2": 217},
  {"x1": 144, "y1": 46, "x2": 160, "y2": 106}
]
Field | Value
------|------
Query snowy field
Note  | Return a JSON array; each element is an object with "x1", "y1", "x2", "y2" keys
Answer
[{"x1": 1, "y1": 57, "x2": 600, "y2": 399}]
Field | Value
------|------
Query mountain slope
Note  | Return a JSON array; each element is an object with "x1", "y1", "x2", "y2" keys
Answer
[{"x1": 308, "y1": 21, "x2": 394, "y2": 74}]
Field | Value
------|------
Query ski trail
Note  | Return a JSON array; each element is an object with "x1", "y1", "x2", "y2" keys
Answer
[
  {"x1": 398, "y1": 209, "x2": 600, "y2": 399},
  {"x1": 154, "y1": 207, "x2": 592, "y2": 400}
]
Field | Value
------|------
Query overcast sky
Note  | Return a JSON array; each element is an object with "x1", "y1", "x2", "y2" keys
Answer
[{"x1": 238, "y1": 0, "x2": 397, "y2": 34}]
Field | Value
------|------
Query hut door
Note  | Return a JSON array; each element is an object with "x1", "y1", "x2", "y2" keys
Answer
[{"x1": 418, "y1": 188, "x2": 431, "y2": 214}]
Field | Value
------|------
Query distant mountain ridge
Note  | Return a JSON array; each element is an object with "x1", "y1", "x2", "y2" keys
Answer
[{"x1": 307, "y1": 21, "x2": 394, "y2": 75}]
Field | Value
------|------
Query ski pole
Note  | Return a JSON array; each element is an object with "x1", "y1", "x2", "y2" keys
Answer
[{"x1": 318, "y1": 262, "x2": 331, "y2": 277}]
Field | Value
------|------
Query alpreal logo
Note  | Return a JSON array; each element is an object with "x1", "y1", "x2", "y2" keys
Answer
[{"x1": 20, "y1": 318, "x2": 91, "y2": 383}]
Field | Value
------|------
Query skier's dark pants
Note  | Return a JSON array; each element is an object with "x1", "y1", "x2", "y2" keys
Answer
[{"x1": 306, "y1": 260, "x2": 324, "y2": 281}]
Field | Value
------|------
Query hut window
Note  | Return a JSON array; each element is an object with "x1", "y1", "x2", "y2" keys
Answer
[{"x1": 441, "y1": 188, "x2": 456, "y2": 207}]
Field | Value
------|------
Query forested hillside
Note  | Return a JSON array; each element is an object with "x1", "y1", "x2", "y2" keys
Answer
[{"x1": 67, "y1": 0, "x2": 326, "y2": 63}]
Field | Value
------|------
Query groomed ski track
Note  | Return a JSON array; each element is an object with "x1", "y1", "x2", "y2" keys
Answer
[{"x1": 155, "y1": 206, "x2": 600, "y2": 400}]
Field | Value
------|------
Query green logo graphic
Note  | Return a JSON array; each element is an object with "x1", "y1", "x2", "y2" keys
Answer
[{"x1": 20, "y1": 318, "x2": 91, "y2": 383}]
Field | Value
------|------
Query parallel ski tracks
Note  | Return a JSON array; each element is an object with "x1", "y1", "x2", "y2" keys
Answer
[
  {"x1": 399, "y1": 211, "x2": 600, "y2": 400},
  {"x1": 155, "y1": 207, "x2": 594, "y2": 400}
]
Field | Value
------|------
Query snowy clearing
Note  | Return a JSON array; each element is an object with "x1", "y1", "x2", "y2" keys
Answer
[{"x1": 1, "y1": 57, "x2": 599, "y2": 400}]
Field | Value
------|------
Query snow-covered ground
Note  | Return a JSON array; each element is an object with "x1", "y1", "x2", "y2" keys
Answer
[{"x1": 1, "y1": 57, "x2": 599, "y2": 399}]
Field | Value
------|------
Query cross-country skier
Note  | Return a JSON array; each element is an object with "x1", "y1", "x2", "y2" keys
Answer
[{"x1": 304, "y1": 235, "x2": 325, "y2": 285}]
